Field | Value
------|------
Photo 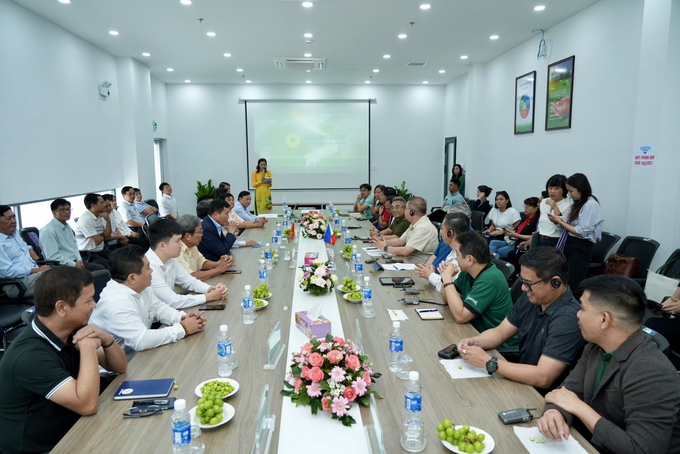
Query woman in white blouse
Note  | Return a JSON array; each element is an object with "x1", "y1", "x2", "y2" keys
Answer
[
  {"x1": 537, "y1": 174, "x2": 573, "y2": 248},
  {"x1": 483, "y1": 191, "x2": 521, "y2": 238}
]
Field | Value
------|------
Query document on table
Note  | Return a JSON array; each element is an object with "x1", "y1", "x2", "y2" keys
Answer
[
  {"x1": 439, "y1": 359, "x2": 493, "y2": 379},
  {"x1": 388, "y1": 309, "x2": 409, "y2": 321},
  {"x1": 362, "y1": 247, "x2": 383, "y2": 257},
  {"x1": 379, "y1": 263, "x2": 417, "y2": 271},
  {"x1": 513, "y1": 427, "x2": 589, "y2": 454},
  {"x1": 259, "y1": 213, "x2": 278, "y2": 218}
]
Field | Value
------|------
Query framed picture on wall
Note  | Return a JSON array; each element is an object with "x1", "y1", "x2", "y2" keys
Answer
[
  {"x1": 514, "y1": 71, "x2": 536, "y2": 134},
  {"x1": 545, "y1": 55, "x2": 575, "y2": 131}
]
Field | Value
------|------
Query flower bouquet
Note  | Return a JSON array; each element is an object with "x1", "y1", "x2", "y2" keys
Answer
[
  {"x1": 299, "y1": 259, "x2": 338, "y2": 295},
  {"x1": 301, "y1": 211, "x2": 327, "y2": 239},
  {"x1": 281, "y1": 333, "x2": 382, "y2": 427}
]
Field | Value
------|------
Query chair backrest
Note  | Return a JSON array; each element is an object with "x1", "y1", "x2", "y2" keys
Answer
[
  {"x1": 431, "y1": 222, "x2": 442, "y2": 242},
  {"x1": 642, "y1": 326, "x2": 670, "y2": 354},
  {"x1": 530, "y1": 231, "x2": 540, "y2": 250},
  {"x1": 589, "y1": 232, "x2": 621, "y2": 265},
  {"x1": 470, "y1": 211, "x2": 485, "y2": 231},
  {"x1": 142, "y1": 213, "x2": 161, "y2": 238},
  {"x1": 615, "y1": 236, "x2": 661, "y2": 279},
  {"x1": 657, "y1": 249, "x2": 680, "y2": 279},
  {"x1": 20, "y1": 227, "x2": 42, "y2": 257},
  {"x1": 509, "y1": 278, "x2": 524, "y2": 304},
  {"x1": 144, "y1": 199, "x2": 159, "y2": 210},
  {"x1": 492, "y1": 259, "x2": 515, "y2": 283}
]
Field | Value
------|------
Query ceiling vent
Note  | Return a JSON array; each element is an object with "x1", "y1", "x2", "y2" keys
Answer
[
  {"x1": 407, "y1": 62, "x2": 427, "y2": 67},
  {"x1": 274, "y1": 58, "x2": 326, "y2": 71}
]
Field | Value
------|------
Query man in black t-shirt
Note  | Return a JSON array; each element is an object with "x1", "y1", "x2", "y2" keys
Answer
[{"x1": 0, "y1": 267, "x2": 127, "y2": 454}]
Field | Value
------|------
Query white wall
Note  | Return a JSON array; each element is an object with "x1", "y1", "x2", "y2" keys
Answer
[
  {"x1": 0, "y1": 0, "x2": 122, "y2": 204},
  {"x1": 165, "y1": 84, "x2": 445, "y2": 215},
  {"x1": 151, "y1": 77, "x2": 169, "y2": 140}
]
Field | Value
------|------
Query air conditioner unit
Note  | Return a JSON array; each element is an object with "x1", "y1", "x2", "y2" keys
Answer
[{"x1": 273, "y1": 58, "x2": 326, "y2": 71}]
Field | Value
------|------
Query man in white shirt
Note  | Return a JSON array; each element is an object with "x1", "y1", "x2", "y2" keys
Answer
[
  {"x1": 415, "y1": 212, "x2": 468, "y2": 292},
  {"x1": 119, "y1": 186, "x2": 146, "y2": 228},
  {"x1": 74, "y1": 193, "x2": 112, "y2": 268},
  {"x1": 146, "y1": 218, "x2": 228, "y2": 309},
  {"x1": 158, "y1": 182, "x2": 179, "y2": 220},
  {"x1": 89, "y1": 245, "x2": 206, "y2": 361},
  {"x1": 233, "y1": 191, "x2": 266, "y2": 224},
  {"x1": 102, "y1": 194, "x2": 148, "y2": 247}
]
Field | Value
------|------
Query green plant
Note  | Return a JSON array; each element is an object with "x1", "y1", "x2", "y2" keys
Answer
[
  {"x1": 195, "y1": 179, "x2": 216, "y2": 200},
  {"x1": 394, "y1": 181, "x2": 414, "y2": 200}
]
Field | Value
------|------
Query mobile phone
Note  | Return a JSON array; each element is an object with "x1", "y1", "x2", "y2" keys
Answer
[
  {"x1": 404, "y1": 288, "x2": 420, "y2": 295},
  {"x1": 498, "y1": 408, "x2": 535, "y2": 425},
  {"x1": 199, "y1": 304, "x2": 226, "y2": 310},
  {"x1": 402, "y1": 298, "x2": 420, "y2": 305},
  {"x1": 379, "y1": 276, "x2": 415, "y2": 286},
  {"x1": 223, "y1": 269, "x2": 242, "y2": 274},
  {"x1": 362, "y1": 240, "x2": 371, "y2": 243},
  {"x1": 365, "y1": 258, "x2": 376, "y2": 264},
  {"x1": 438, "y1": 343, "x2": 460, "y2": 359}
]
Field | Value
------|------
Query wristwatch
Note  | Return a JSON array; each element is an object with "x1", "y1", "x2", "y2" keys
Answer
[
  {"x1": 383, "y1": 245, "x2": 389, "y2": 252},
  {"x1": 486, "y1": 355, "x2": 498, "y2": 375}
]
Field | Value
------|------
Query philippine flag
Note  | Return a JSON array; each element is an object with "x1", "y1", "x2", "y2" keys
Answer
[{"x1": 324, "y1": 224, "x2": 336, "y2": 245}]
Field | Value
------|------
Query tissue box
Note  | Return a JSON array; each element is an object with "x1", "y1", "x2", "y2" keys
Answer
[
  {"x1": 304, "y1": 252, "x2": 319, "y2": 266},
  {"x1": 295, "y1": 311, "x2": 332, "y2": 339}
]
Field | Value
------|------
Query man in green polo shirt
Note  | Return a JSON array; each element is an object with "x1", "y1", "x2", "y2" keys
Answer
[
  {"x1": 438, "y1": 230, "x2": 517, "y2": 348},
  {"x1": 0, "y1": 267, "x2": 127, "y2": 453}
]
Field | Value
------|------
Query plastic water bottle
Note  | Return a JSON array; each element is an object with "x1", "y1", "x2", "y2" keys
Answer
[
  {"x1": 342, "y1": 220, "x2": 350, "y2": 245},
  {"x1": 354, "y1": 253, "x2": 363, "y2": 282},
  {"x1": 171, "y1": 399, "x2": 192, "y2": 453},
  {"x1": 389, "y1": 321, "x2": 404, "y2": 373},
  {"x1": 362, "y1": 276, "x2": 374, "y2": 318},
  {"x1": 264, "y1": 243, "x2": 273, "y2": 270},
  {"x1": 333, "y1": 215, "x2": 340, "y2": 232},
  {"x1": 275, "y1": 222, "x2": 282, "y2": 245},
  {"x1": 243, "y1": 285, "x2": 255, "y2": 325},
  {"x1": 350, "y1": 246, "x2": 358, "y2": 276},
  {"x1": 258, "y1": 259, "x2": 268, "y2": 285},
  {"x1": 218, "y1": 325, "x2": 236, "y2": 377},
  {"x1": 401, "y1": 371, "x2": 426, "y2": 452},
  {"x1": 282, "y1": 198, "x2": 287, "y2": 209},
  {"x1": 282, "y1": 217, "x2": 289, "y2": 231}
]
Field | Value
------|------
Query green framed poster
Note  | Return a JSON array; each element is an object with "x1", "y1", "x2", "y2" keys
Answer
[
  {"x1": 514, "y1": 71, "x2": 536, "y2": 134},
  {"x1": 545, "y1": 55, "x2": 575, "y2": 130}
]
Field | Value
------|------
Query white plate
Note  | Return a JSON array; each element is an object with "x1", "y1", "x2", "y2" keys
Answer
[
  {"x1": 194, "y1": 378, "x2": 240, "y2": 399},
  {"x1": 254, "y1": 299, "x2": 269, "y2": 311},
  {"x1": 441, "y1": 426, "x2": 495, "y2": 454},
  {"x1": 253, "y1": 292, "x2": 272, "y2": 299},
  {"x1": 337, "y1": 284, "x2": 360, "y2": 293},
  {"x1": 189, "y1": 402, "x2": 235, "y2": 429},
  {"x1": 342, "y1": 293, "x2": 363, "y2": 304}
]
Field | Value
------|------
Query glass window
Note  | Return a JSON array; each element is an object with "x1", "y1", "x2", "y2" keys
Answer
[
  {"x1": 17, "y1": 190, "x2": 114, "y2": 230},
  {"x1": 154, "y1": 139, "x2": 165, "y2": 201}
]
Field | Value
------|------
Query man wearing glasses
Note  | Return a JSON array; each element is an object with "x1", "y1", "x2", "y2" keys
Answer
[
  {"x1": 369, "y1": 196, "x2": 411, "y2": 240},
  {"x1": 0, "y1": 205, "x2": 51, "y2": 297},
  {"x1": 457, "y1": 247, "x2": 585, "y2": 392}
]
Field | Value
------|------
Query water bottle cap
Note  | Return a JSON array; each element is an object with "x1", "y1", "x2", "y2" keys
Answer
[
  {"x1": 393, "y1": 321, "x2": 400, "y2": 328},
  {"x1": 356, "y1": 253, "x2": 361, "y2": 258},
  {"x1": 245, "y1": 285, "x2": 251, "y2": 290},
  {"x1": 364, "y1": 276, "x2": 370, "y2": 282},
  {"x1": 265, "y1": 243, "x2": 270, "y2": 247},
  {"x1": 220, "y1": 325, "x2": 228, "y2": 332},
  {"x1": 259, "y1": 259, "x2": 265, "y2": 264},
  {"x1": 175, "y1": 398, "x2": 186, "y2": 411},
  {"x1": 409, "y1": 371, "x2": 419, "y2": 381}
]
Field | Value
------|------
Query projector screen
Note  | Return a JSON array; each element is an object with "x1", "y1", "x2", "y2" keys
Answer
[{"x1": 245, "y1": 100, "x2": 370, "y2": 190}]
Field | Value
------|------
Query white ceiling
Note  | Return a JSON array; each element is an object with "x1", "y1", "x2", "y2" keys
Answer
[{"x1": 14, "y1": 0, "x2": 600, "y2": 85}]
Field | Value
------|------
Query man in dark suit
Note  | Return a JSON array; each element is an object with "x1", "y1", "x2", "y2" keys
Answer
[
  {"x1": 538, "y1": 275, "x2": 680, "y2": 454},
  {"x1": 197, "y1": 200, "x2": 238, "y2": 261}
]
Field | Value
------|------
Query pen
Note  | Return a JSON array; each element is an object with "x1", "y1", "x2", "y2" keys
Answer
[{"x1": 418, "y1": 309, "x2": 438, "y2": 313}]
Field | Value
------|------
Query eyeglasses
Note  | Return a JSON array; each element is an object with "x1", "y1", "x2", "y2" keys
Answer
[
  {"x1": 55, "y1": 208, "x2": 72, "y2": 213},
  {"x1": 0, "y1": 214, "x2": 16, "y2": 221},
  {"x1": 123, "y1": 405, "x2": 162, "y2": 418},
  {"x1": 519, "y1": 276, "x2": 550, "y2": 292},
  {"x1": 391, "y1": 205, "x2": 405, "y2": 211}
]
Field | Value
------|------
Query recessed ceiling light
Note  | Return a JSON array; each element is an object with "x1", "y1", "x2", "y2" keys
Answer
[
  {"x1": 236, "y1": 68, "x2": 243, "y2": 72},
  {"x1": 246, "y1": 80, "x2": 252, "y2": 84},
  {"x1": 223, "y1": 53, "x2": 232, "y2": 57},
  {"x1": 383, "y1": 54, "x2": 391, "y2": 59},
  {"x1": 365, "y1": 81, "x2": 371, "y2": 84},
  {"x1": 304, "y1": 33, "x2": 313, "y2": 38},
  {"x1": 304, "y1": 53, "x2": 312, "y2": 57},
  {"x1": 180, "y1": 0, "x2": 192, "y2": 4},
  {"x1": 167, "y1": 68, "x2": 174, "y2": 72},
  {"x1": 109, "y1": 30, "x2": 119, "y2": 36},
  {"x1": 534, "y1": 5, "x2": 545, "y2": 11},
  {"x1": 490, "y1": 35, "x2": 499, "y2": 40},
  {"x1": 423, "y1": 81, "x2": 429, "y2": 84},
  {"x1": 306, "y1": 69, "x2": 311, "y2": 72},
  {"x1": 398, "y1": 34, "x2": 407, "y2": 39},
  {"x1": 306, "y1": 80, "x2": 312, "y2": 84},
  {"x1": 58, "y1": 0, "x2": 71, "y2": 4},
  {"x1": 439, "y1": 70, "x2": 446, "y2": 73},
  {"x1": 207, "y1": 32, "x2": 216, "y2": 37},
  {"x1": 373, "y1": 69, "x2": 379, "y2": 73},
  {"x1": 302, "y1": 1, "x2": 313, "y2": 7},
  {"x1": 184, "y1": 80, "x2": 191, "y2": 83},
  {"x1": 420, "y1": 4, "x2": 431, "y2": 10},
  {"x1": 142, "y1": 52, "x2": 151, "y2": 57},
  {"x1": 460, "y1": 55, "x2": 469, "y2": 60}
]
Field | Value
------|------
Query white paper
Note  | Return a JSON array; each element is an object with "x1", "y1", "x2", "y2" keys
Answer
[
  {"x1": 439, "y1": 358, "x2": 493, "y2": 379},
  {"x1": 379, "y1": 263, "x2": 399, "y2": 271},
  {"x1": 388, "y1": 309, "x2": 409, "y2": 321},
  {"x1": 513, "y1": 427, "x2": 589, "y2": 454},
  {"x1": 260, "y1": 213, "x2": 279, "y2": 218},
  {"x1": 394, "y1": 263, "x2": 416, "y2": 270},
  {"x1": 362, "y1": 247, "x2": 383, "y2": 258}
]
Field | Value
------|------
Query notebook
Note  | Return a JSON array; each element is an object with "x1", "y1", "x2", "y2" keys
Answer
[
  {"x1": 415, "y1": 308, "x2": 444, "y2": 320},
  {"x1": 113, "y1": 378, "x2": 175, "y2": 401}
]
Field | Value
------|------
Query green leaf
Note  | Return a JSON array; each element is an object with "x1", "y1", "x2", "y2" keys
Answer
[
  {"x1": 372, "y1": 372, "x2": 382, "y2": 379},
  {"x1": 325, "y1": 333, "x2": 334, "y2": 343},
  {"x1": 340, "y1": 415, "x2": 357, "y2": 427},
  {"x1": 359, "y1": 355, "x2": 368, "y2": 362},
  {"x1": 291, "y1": 366, "x2": 302, "y2": 378},
  {"x1": 282, "y1": 380, "x2": 294, "y2": 389},
  {"x1": 280, "y1": 390, "x2": 292, "y2": 397},
  {"x1": 359, "y1": 395, "x2": 370, "y2": 406},
  {"x1": 319, "y1": 381, "x2": 331, "y2": 391}
]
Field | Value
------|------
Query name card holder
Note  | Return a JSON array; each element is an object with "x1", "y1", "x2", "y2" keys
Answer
[
  {"x1": 251, "y1": 385, "x2": 276, "y2": 454},
  {"x1": 355, "y1": 318, "x2": 364, "y2": 355},
  {"x1": 263, "y1": 322, "x2": 285, "y2": 370},
  {"x1": 363, "y1": 394, "x2": 385, "y2": 454}
]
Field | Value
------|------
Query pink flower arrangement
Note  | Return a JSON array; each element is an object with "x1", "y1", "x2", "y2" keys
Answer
[
  {"x1": 281, "y1": 334, "x2": 382, "y2": 427},
  {"x1": 300, "y1": 211, "x2": 328, "y2": 239},
  {"x1": 298, "y1": 258, "x2": 338, "y2": 296}
]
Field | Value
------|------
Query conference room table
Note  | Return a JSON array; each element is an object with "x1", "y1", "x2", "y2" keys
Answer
[{"x1": 52, "y1": 209, "x2": 597, "y2": 454}]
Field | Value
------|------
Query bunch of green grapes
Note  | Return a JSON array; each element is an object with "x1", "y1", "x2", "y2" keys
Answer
[
  {"x1": 253, "y1": 283, "x2": 269, "y2": 298},
  {"x1": 347, "y1": 291, "x2": 362, "y2": 300},
  {"x1": 343, "y1": 244, "x2": 353, "y2": 258},
  {"x1": 437, "y1": 420, "x2": 486, "y2": 453},
  {"x1": 254, "y1": 299, "x2": 266, "y2": 308},
  {"x1": 196, "y1": 381, "x2": 235, "y2": 425},
  {"x1": 342, "y1": 277, "x2": 357, "y2": 291}
]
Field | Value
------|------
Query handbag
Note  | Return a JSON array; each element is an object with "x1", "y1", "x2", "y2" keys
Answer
[
  {"x1": 645, "y1": 270, "x2": 680, "y2": 304},
  {"x1": 603, "y1": 253, "x2": 638, "y2": 278}
]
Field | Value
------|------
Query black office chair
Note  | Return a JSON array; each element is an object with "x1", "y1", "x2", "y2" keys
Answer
[
  {"x1": 144, "y1": 199, "x2": 159, "y2": 210},
  {"x1": 587, "y1": 232, "x2": 621, "y2": 277},
  {"x1": 614, "y1": 236, "x2": 660, "y2": 287},
  {"x1": 656, "y1": 249, "x2": 680, "y2": 280},
  {"x1": 431, "y1": 222, "x2": 442, "y2": 242},
  {"x1": 530, "y1": 231, "x2": 540, "y2": 250},
  {"x1": 0, "y1": 279, "x2": 33, "y2": 352},
  {"x1": 142, "y1": 212, "x2": 161, "y2": 238},
  {"x1": 509, "y1": 278, "x2": 524, "y2": 304},
  {"x1": 470, "y1": 211, "x2": 485, "y2": 231},
  {"x1": 20, "y1": 227, "x2": 43, "y2": 258},
  {"x1": 492, "y1": 259, "x2": 515, "y2": 283}
]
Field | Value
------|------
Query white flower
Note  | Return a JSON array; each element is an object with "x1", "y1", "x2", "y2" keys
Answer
[
  {"x1": 330, "y1": 274, "x2": 338, "y2": 283},
  {"x1": 317, "y1": 233, "x2": 323, "y2": 239},
  {"x1": 310, "y1": 275, "x2": 318, "y2": 284},
  {"x1": 313, "y1": 258, "x2": 324, "y2": 266},
  {"x1": 315, "y1": 266, "x2": 327, "y2": 277}
]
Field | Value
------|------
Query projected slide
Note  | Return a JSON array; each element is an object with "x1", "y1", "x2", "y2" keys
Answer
[{"x1": 245, "y1": 101, "x2": 370, "y2": 190}]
